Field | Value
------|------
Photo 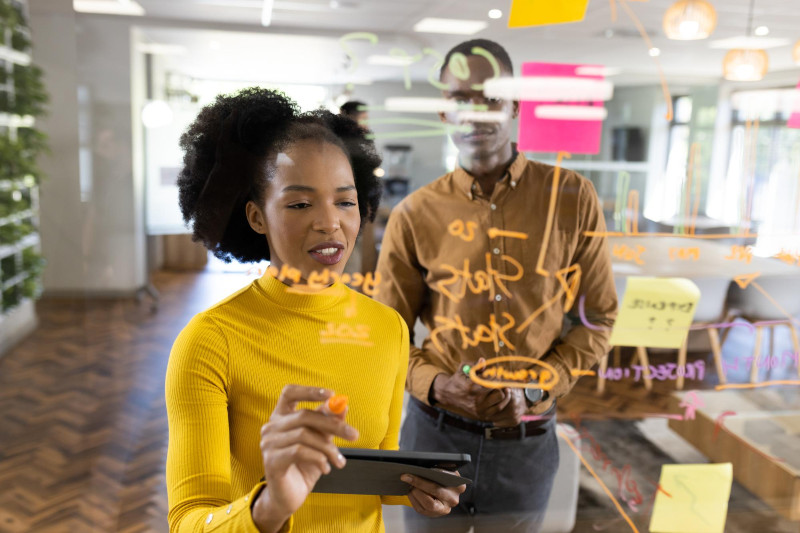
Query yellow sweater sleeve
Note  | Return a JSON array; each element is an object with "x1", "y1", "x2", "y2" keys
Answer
[
  {"x1": 380, "y1": 311, "x2": 412, "y2": 508},
  {"x1": 165, "y1": 314, "x2": 293, "y2": 532}
]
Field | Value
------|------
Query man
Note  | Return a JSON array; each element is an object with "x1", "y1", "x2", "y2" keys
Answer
[
  {"x1": 374, "y1": 39, "x2": 617, "y2": 532},
  {"x1": 339, "y1": 100, "x2": 368, "y2": 125}
]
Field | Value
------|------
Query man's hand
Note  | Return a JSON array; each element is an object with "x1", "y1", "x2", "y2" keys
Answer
[
  {"x1": 402, "y1": 473, "x2": 467, "y2": 517},
  {"x1": 430, "y1": 371, "x2": 509, "y2": 421},
  {"x1": 490, "y1": 389, "x2": 528, "y2": 428}
]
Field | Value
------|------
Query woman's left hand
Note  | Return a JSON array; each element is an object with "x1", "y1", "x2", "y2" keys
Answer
[{"x1": 401, "y1": 473, "x2": 467, "y2": 517}]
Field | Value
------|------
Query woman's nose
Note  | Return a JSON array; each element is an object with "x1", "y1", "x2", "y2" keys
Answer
[{"x1": 312, "y1": 205, "x2": 341, "y2": 233}]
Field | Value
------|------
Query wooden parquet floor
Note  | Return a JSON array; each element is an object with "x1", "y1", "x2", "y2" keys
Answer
[{"x1": 0, "y1": 270, "x2": 796, "y2": 532}]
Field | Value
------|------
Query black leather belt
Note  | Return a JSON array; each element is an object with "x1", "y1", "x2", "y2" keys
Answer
[{"x1": 411, "y1": 397, "x2": 555, "y2": 440}]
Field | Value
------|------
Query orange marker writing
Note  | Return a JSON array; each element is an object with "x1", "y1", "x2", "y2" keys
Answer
[{"x1": 327, "y1": 394, "x2": 348, "y2": 415}]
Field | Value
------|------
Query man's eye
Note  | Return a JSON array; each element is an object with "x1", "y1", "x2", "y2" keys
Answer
[
  {"x1": 338, "y1": 201, "x2": 357, "y2": 207},
  {"x1": 487, "y1": 98, "x2": 503, "y2": 106}
]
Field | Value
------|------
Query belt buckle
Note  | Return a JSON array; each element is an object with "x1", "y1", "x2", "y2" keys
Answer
[{"x1": 484, "y1": 427, "x2": 494, "y2": 440}]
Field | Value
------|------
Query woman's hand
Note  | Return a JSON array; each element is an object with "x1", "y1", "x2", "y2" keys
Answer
[
  {"x1": 402, "y1": 473, "x2": 467, "y2": 517},
  {"x1": 252, "y1": 385, "x2": 358, "y2": 532}
]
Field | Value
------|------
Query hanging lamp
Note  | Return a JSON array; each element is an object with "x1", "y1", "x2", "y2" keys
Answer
[
  {"x1": 722, "y1": 0, "x2": 768, "y2": 81},
  {"x1": 663, "y1": 0, "x2": 717, "y2": 40}
]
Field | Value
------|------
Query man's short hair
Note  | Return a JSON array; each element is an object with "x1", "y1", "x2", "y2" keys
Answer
[
  {"x1": 340, "y1": 100, "x2": 366, "y2": 117},
  {"x1": 440, "y1": 39, "x2": 514, "y2": 79}
]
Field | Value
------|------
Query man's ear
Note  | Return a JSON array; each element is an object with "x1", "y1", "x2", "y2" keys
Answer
[
  {"x1": 512, "y1": 100, "x2": 520, "y2": 119},
  {"x1": 439, "y1": 110, "x2": 448, "y2": 123},
  {"x1": 245, "y1": 200, "x2": 266, "y2": 234}
]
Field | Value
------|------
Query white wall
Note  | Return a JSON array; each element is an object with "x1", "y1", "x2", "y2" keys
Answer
[{"x1": 29, "y1": 4, "x2": 146, "y2": 294}]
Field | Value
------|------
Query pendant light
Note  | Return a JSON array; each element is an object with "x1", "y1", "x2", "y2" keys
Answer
[
  {"x1": 722, "y1": 0, "x2": 768, "y2": 81},
  {"x1": 663, "y1": 0, "x2": 717, "y2": 40}
]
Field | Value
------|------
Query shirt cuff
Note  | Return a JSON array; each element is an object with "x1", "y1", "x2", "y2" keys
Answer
[
  {"x1": 411, "y1": 366, "x2": 446, "y2": 406},
  {"x1": 539, "y1": 355, "x2": 572, "y2": 399},
  {"x1": 207, "y1": 482, "x2": 293, "y2": 533}
]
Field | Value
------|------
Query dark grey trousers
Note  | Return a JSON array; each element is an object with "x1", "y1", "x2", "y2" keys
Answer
[{"x1": 400, "y1": 398, "x2": 559, "y2": 533}]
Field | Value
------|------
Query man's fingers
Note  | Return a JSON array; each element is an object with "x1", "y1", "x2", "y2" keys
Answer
[
  {"x1": 274, "y1": 385, "x2": 332, "y2": 415},
  {"x1": 261, "y1": 427, "x2": 346, "y2": 469},
  {"x1": 401, "y1": 475, "x2": 462, "y2": 508}
]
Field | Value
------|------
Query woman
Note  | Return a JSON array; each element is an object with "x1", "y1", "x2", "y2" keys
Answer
[{"x1": 166, "y1": 87, "x2": 465, "y2": 533}]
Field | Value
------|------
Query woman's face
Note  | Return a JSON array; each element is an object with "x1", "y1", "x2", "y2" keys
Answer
[{"x1": 247, "y1": 139, "x2": 361, "y2": 283}]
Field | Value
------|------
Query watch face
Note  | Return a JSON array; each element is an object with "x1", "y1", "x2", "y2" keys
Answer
[{"x1": 525, "y1": 388, "x2": 543, "y2": 404}]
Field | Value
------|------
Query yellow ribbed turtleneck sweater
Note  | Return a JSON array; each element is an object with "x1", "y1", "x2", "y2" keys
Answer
[{"x1": 166, "y1": 273, "x2": 409, "y2": 532}]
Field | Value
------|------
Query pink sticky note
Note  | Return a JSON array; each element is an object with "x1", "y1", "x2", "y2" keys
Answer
[
  {"x1": 788, "y1": 79, "x2": 800, "y2": 129},
  {"x1": 518, "y1": 62, "x2": 605, "y2": 154}
]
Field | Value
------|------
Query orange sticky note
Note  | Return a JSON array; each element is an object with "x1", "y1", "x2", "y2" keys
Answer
[{"x1": 508, "y1": 0, "x2": 590, "y2": 28}]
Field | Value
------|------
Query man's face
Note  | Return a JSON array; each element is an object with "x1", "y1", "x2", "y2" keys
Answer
[{"x1": 439, "y1": 55, "x2": 518, "y2": 161}]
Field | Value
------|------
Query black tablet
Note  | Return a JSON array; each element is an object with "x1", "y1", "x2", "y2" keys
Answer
[
  {"x1": 312, "y1": 448, "x2": 472, "y2": 496},
  {"x1": 340, "y1": 448, "x2": 471, "y2": 470}
]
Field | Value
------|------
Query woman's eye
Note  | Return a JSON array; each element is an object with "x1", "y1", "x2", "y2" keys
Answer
[
  {"x1": 338, "y1": 201, "x2": 357, "y2": 207},
  {"x1": 288, "y1": 203, "x2": 310, "y2": 209}
]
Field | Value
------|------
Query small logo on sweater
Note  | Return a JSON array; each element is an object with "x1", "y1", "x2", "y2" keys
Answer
[{"x1": 320, "y1": 322, "x2": 374, "y2": 347}]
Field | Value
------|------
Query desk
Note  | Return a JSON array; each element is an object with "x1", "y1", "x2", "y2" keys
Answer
[{"x1": 668, "y1": 390, "x2": 800, "y2": 521}]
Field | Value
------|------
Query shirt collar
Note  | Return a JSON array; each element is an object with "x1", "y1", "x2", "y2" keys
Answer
[{"x1": 453, "y1": 149, "x2": 527, "y2": 200}]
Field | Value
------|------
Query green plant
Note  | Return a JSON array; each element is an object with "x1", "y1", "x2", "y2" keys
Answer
[
  {"x1": 0, "y1": 187, "x2": 30, "y2": 218},
  {"x1": 0, "y1": 134, "x2": 45, "y2": 181},
  {"x1": 0, "y1": 218, "x2": 33, "y2": 244},
  {"x1": 12, "y1": 64, "x2": 47, "y2": 116}
]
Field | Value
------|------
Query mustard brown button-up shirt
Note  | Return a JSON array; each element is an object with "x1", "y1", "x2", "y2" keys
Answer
[{"x1": 375, "y1": 153, "x2": 617, "y2": 417}]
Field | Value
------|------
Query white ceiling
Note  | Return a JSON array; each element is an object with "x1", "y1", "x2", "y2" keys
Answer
[{"x1": 129, "y1": 0, "x2": 800, "y2": 86}]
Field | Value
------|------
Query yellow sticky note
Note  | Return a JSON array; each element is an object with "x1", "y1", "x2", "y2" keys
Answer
[
  {"x1": 650, "y1": 463, "x2": 733, "y2": 533},
  {"x1": 609, "y1": 277, "x2": 700, "y2": 349},
  {"x1": 508, "y1": 0, "x2": 590, "y2": 28}
]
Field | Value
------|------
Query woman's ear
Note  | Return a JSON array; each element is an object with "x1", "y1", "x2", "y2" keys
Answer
[{"x1": 245, "y1": 201, "x2": 267, "y2": 234}]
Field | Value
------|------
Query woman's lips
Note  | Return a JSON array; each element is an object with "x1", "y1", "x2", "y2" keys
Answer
[{"x1": 308, "y1": 246, "x2": 345, "y2": 266}]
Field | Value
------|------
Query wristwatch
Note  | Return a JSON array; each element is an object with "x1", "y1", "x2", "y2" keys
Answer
[{"x1": 524, "y1": 388, "x2": 547, "y2": 407}]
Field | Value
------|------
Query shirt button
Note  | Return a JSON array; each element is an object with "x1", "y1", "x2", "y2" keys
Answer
[
  {"x1": 490, "y1": 204, "x2": 497, "y2": 210},
  {"x1": 493, "y1": 248, "x2": 500, "y2": 255},
  {"x1": 206, "y1": 513, "x2": 213, "y2": 524},
  {"x1": 495, "y1": 294, "x2": 502, "y2": 302},
  {"x1": 499, "y1": 341, "x2": 505, "y2": 347}
]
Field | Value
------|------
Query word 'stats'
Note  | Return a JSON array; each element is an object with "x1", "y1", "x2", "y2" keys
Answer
[
  {"x1": 437, "y1": 253, "x2": 524, "y2": 304},
  {"x1": 431, "y1": 312, "x2": 516, "y2": 352}
]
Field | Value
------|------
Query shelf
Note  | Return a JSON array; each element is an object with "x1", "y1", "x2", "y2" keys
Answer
[
  {"x1": 535, "y1": 159, "x2": 651, "y2": 172},
  {"x1": 0, "y1": 208, "x2": 33, "y2": 227},
  {"x1": 0, "y1": 233, "x2": 38, "y2": 259},
  {"x1": 0, "y1": 113, "x2": 34, "y2": 128},
  {"x1": 1, "y1": 270, "x2": 28, "y2": 290},
  {"x1": 0, "y1": 44, "x2": 31, "y2": 66},
  {"x1": 0, "y1": 178, "x2": 35, "y2": 191}
]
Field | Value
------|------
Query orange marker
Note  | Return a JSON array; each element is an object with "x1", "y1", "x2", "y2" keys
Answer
[{"x1": 327, "y1": 394, "x2": 348, "y2": 415}]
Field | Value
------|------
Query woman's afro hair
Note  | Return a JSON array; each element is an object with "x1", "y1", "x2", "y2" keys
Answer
[{"x1": 177, "y1": 87, "x2": 382, "y2": 263}]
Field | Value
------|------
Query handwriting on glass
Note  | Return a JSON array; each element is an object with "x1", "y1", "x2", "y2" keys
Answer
[
  {"x1": 601, "y1": 360, "x2": 705, "y2": 383},
  {"x1": 724, "y1": 245, "x2": 752, "y2": 263},
  {"x1": 612, "y1": 244, "x2": 645, "y2": 265},
  {"x1": 668, "y1": 247, "x2": 700, "y2": 261},
  {"x1": 319, "y1": 322, "x2": 374, "y2": 347},
  {"x1": 438, "y1": 253, "x2": 524, "y2": 303},
  {"x1": 468, "y1": 355, "x2": 560, "y2": 391},
  {"x1": 431, "y1": 312, "x2": 516, "y2": 352}
]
